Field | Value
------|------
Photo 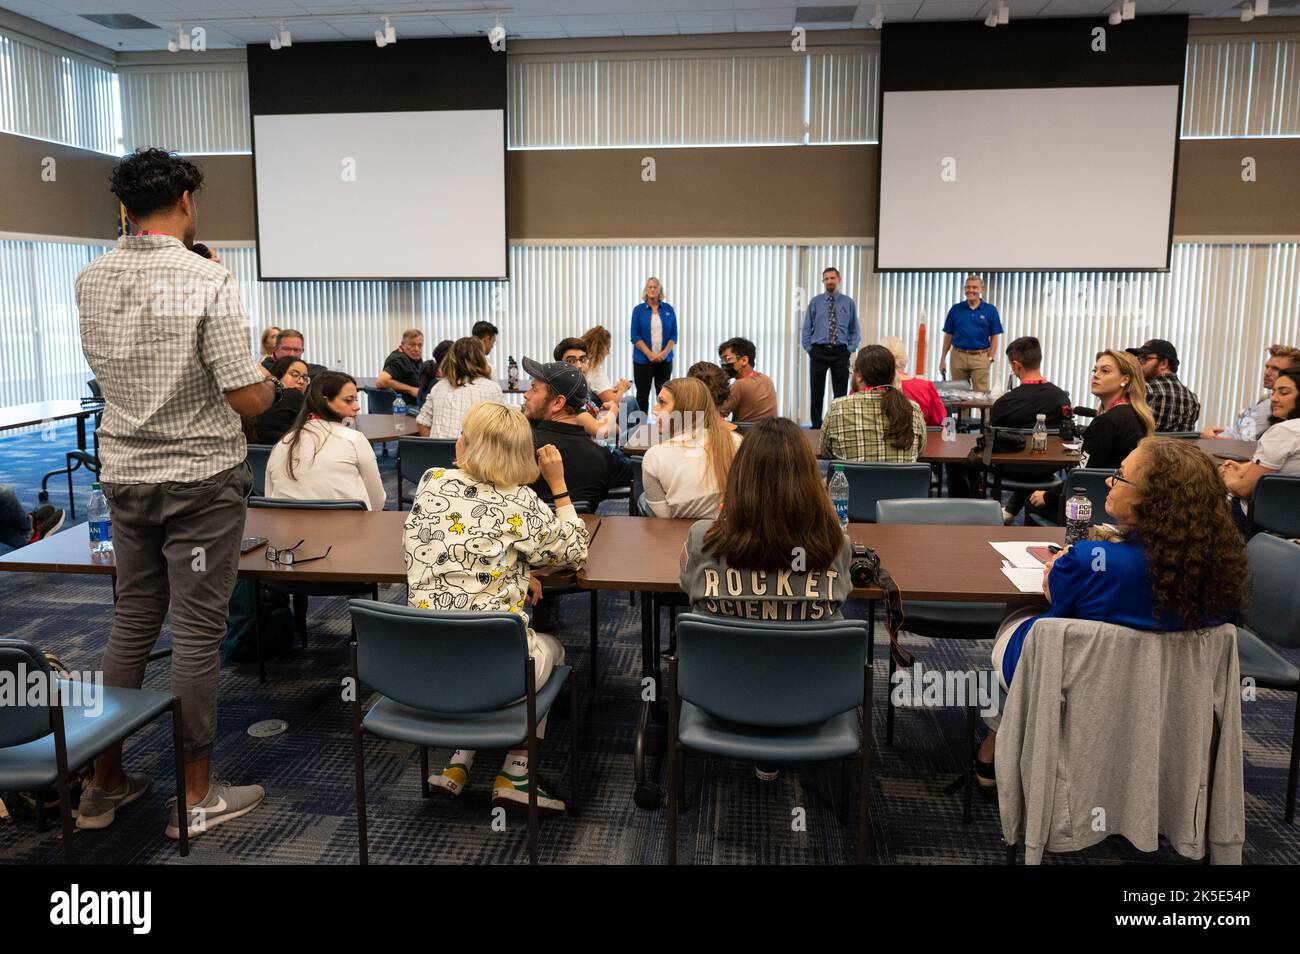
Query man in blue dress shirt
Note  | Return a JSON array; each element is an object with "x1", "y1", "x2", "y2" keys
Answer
[
  {"x1": 940, "y1": 275, "x2": 1003, "y2": 392},
  {"x1": 801, "y1": 267, "x2": 860, "y2": 428}
]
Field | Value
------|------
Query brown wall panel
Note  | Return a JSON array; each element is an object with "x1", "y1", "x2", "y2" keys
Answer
[
  {"x1": 5, "y1": 136, "x2": 1298, "y2": 244},
  {"x1": 0, "y1": 133, "x2": 118, "y2": 239}
]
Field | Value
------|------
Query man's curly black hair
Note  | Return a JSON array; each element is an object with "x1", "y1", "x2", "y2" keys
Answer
[{"x1": 109, "y1": 148, "x2": 203, "y2": 219}]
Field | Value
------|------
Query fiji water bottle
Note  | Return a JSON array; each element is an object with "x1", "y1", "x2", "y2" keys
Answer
[
  {"x1": 1031, "y1": 413, "x2": 1048, "y2": 453},
  {"x1": 88, "y1": 483, "x2": 113, "y2": 554},
  {"x1": 828, "y1": 464, "x2": 850, "y2": 530},
  {"x1": 941, "y1": 415, "x2": 957, "y2": 442},
  {"x1": 392, "y1": 395, "x2": 407, "y2": 433},
  {"x1": 1064, "y1": 487, "x2": 1092, "y2": 546}
]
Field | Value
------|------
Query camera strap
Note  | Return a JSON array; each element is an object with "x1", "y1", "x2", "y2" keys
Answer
[{"x1": 876, "y1": 563, "x2": 913, "y2": 669}]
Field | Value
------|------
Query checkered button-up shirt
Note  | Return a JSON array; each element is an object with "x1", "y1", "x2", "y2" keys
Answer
[
  {"x1": 415, "y1": 376, "x2": 505, "y2": 438},
  {"x1": 76, "y1": 235, "x2": 266, "y2": 484},
  {"x1": 819, "y1": 389, "x2": 927, "y2": 462},
  {"x1": 1144, "y1": 373, "x2": 1201, "y2": 433}
]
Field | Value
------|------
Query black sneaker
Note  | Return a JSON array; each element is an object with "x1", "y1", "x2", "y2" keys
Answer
[{"x1": 28, "y1": 506, "x2": 65, "y2": 543}]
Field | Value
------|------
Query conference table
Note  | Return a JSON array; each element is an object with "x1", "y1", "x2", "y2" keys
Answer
[
  {"x1": 0, "y1": 399, "x2": 106, "y2": 502},
  {"x1": 351, "y1": 413, "x2": 416, "y2": 448},
  {"x1": 575, "y1": 514, "x2": 1065, "y2": 808}
]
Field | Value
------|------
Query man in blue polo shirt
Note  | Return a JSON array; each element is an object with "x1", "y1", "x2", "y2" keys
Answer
[
  {"x1": 939, "y1": 275, "x2": 1003, "y2": 392},
  {"x1": 801, "y1": 266, "x2": 860, "y2": 428}
]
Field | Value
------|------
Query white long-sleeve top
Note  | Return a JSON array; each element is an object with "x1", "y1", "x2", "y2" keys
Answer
[
  {"x1": 642, "y1": 429, "x2": 742, "y2": 519},
  {"x1": 265, "y1": 419, "x2": 387, "y2": 511}
]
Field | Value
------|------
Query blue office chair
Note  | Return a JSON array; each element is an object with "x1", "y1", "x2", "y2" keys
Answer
[
  {"x1": 1236, "y1": 533, "x2": 1300, "y2": 823},
  {"x1": 875, "y1": 498, "x2": 1007, "y2": 755},
  {"x1": 832, "y1": 462, "x2": 932, "y2": 523},
  {"x1": 1248, "y1": 475, "x2": 1300, "y2": 539},
  {"x1": 348, "y1": 602, "x2": 578, "y2": 864},
  {"x1": 247, "y1": 497, "x2": 378, "y2": 682},
  {"x1": 666, "y1": 613, "x2": 872, "y2": 864},
  {"x1": 245, "y1": 443, "x2": 274, "y2": 497},
  {"x1": 0, "y1": 639, "x2": 189, "y2": 862},
  {"x1": 396, "y1": 438, "x2": 458, "y2": 509},
  {"x1": 1027, "y1": 468, "x2": 1115, "y2": 528}
]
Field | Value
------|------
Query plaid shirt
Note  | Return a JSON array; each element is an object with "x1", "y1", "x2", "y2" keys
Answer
[
  {"x1": 819, "y1": 389, "x2": 927, "y2": 462},
  {"x1": 76, "y1": 235, "x2": 265, "y2": 484},
  {"x1": 415, "y1": 376, "x2": 505, "y2": 438},
  {"x1": 1145, "y1": 373, "x2": 1201, "y2": 432}
]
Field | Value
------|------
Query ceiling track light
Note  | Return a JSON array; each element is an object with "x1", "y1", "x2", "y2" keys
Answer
[
  {"x1": 375, "y1": 16, "x2": 396, "y2": 47},
  {"x1": 997, "y1": 3, "x2": 1010, "y2": 25},
  {"x1": 167, "y1": 25, "x2": 190, "y2": 53},
  {"x1": 1239, "y1": 2, "x2": 1254, "y2": 20},
  {"x1": 1254, "y1": 0, "x2": 1268, "y2": 15},
  {"x1": 1108, "y1": 7, "x2": 1123, "y2": 24},
  {"x1": 869, "y1": 4, "x2": 884, "y2": 30},
  {"x1": 984, "y1": 11, "x2": 997, "y2": 27},
  {"x1": 1121, "y1": 0, "x2": 1136, "y2": 20}
]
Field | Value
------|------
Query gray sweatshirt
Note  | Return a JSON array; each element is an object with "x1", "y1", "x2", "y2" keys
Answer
[
  {"x1": 996, "y1": 618, "x2": 1244, "y2": 864},
  {"x1": 679, "y1": 520, "x2": 853, "y2": 622}
]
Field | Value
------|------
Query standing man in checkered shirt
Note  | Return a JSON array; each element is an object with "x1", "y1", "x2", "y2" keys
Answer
[{"x1": 75, "y1": 149, "x2": 275, "y2": 840}]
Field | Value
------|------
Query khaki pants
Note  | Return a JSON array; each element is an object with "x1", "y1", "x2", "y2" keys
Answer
[{"x1": 951, "y1": 349, "x2": 993, "y2": 391}]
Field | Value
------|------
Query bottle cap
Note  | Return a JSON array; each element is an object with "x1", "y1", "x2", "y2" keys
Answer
[
  {"x1": 92, "y1": 482, "x2": 102, "y2": 491},
  {"x1": 1072, "y1": 487, "x2": 1086, "y2": 494}
]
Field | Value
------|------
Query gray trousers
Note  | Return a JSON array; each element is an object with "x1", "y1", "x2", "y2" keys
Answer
[{"x1": 100, "y1": 464, "x2": 251, "y2": 761}]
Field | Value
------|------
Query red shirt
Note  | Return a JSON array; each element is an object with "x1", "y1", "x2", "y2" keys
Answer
[{"x1": 901, "y1": 377, "x2": 947, "y2": 426}]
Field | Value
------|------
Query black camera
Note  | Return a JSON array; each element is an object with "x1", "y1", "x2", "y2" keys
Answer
[{"x1": 850, "y1": 542, "x2": 881, "y2": 588}]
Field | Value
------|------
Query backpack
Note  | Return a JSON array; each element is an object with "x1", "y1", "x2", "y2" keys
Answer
[{"x1": 220, "y1": 580, "x2": 297, "y2": 663}]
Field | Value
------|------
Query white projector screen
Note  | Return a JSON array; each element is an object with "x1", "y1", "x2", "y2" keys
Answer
[
  {"x1": 252, "y1": 109, "x2": 506, "y2": 279},
  {"x1": 876, "y1": 86, "x2": 1180, "y2": 271}
]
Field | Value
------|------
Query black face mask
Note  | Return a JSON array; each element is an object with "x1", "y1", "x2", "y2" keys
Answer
[{"x1": 723, "y1": 363, "x2": 738, "y2": 379}]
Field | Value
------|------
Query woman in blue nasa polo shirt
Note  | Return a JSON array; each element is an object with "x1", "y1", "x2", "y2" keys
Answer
[{"x1": 630, "y1": 276, "x2": 678, "y2": 415}]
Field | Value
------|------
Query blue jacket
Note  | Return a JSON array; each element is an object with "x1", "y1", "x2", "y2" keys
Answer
[{"x1": 630, "y1": 301, "x2": 678, "y2": 365}]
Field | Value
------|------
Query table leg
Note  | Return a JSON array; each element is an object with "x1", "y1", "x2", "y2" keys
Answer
[{"x1": 632, "y1": 588, "x2": 664, "y2": 810}]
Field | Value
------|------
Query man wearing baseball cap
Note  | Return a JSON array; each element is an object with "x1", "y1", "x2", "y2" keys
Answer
[
  {"x1": 520, "y1": 357, "x2": 617, "y2": 511},
  {"x1": 1126, "y1": 338, "x2": 1201, "y2": 433}
]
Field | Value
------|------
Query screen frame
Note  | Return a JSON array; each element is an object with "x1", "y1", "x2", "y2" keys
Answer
[{"x1": 871, "y1": 15, "x2": 1188, "y2": 275}]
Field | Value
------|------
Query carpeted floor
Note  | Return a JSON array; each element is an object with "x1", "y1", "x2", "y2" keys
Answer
[{"x1": 1, "y1": 424, "x2": 1297, "y2": 865}]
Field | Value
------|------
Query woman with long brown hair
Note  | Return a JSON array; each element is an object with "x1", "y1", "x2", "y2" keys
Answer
[
  {"x1": 581, "y1": 324, "x2": 631, "y2": 407},
  {"x1": 978, "y1": 437, "x2": 1247, "y2": 781},
  {"x1": 680, "y1": 415, "x2": 854, "y2": 781},
  {"x1": 641, "y1": 377, "x2": 741, "y2": 517},
  {"x1": 1029, "y1": 348, "x2": 1156, "y2": 519},
  {"x1": 820, "y1": 344, "x2": 926, "y2": 462},
  {"x1": 415, "y1": 336, "x2": 504, "y2": 438}
]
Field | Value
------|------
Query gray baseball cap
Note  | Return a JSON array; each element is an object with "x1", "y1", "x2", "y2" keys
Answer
[{"x1": 522, "y1": 356, "x2": 588, "y2": 412}]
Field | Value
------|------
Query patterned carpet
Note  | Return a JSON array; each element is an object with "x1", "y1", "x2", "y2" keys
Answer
[{"x1": 1, "y1": 425, "x2": 1297, "y2": 865}]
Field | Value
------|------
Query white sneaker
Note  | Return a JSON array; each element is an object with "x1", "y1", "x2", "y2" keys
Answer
[
  {"x1": 76, "y1": 773, "x2": 151, "y2": 830},
  {"x1": 1002, "y1": 508, "x2": 1016, "y2": 526},
  {"x1": 165, "y1": 778, "x2": 265, "y2": 839}
]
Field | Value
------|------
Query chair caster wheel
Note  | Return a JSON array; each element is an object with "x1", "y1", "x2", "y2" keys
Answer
[{"x1": 633, "y1": 783, "x2": 662, "y2": 810}]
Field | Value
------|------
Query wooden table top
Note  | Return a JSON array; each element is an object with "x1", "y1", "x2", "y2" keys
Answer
[
  {"x1": 352, "y1": 414, "x2": 416, "y2": 445},
  {"x1": 0, "y1": 510, "x2": 601, "y2": 585},
  {"x1": 918, "y1": 432, "x2": 1079, "y2": 467},
  {"x1": 576, "y1": 515, "x2": 1063, "y2": 603},
  {"x1": 0, "y1": 400, "x2": 104, "y2": 431}
]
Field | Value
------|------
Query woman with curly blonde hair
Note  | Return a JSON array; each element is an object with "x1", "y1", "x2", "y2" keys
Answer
[{"x1": 977, "y1": 437, "x2": 1247, "y2": 781}]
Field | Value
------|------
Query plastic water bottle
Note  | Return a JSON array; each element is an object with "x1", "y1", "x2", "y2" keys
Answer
[
  {"x1": 941, "y1": 415, "x2": 957, "y2": 442},
  {"x1": 507, "y1": 356, "x2": 519, "y2": 390},
  {"x1": 828, "y1": 465, "x2": 850, "y2": 530},
  {"x1": 1236, "y1": 406, "x2": 1256, "y2": 442},
  {"x1": 392, "y1": 395, "x2": 407, "y2": 433},
  {"x1": 88, "y1": 483, "x2": 113, "y2": 554},
  {"x1": 1064, "y1": 487, "x2": 1092, "y2": 546},
  {"x1": 1031, "y1": 413, "x2": 1048, "y2": 453}
]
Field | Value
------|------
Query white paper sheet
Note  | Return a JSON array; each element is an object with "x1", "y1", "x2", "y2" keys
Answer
[{"x1": 1001, "y1": 566, "x2": 1046, "y2": 593}]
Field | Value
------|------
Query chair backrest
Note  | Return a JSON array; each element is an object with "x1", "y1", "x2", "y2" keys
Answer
[
  {"x1": 363, "y1": 387, "x2": 396, "y2": 416},
  {"x1": 245, "y1": 443, "x2": 273, "y2": 497},
  {"x1": 833, "y1": 461, "x2": 932, "y2": 523},
  {"x1": 87, "y1": 378, "x2": 102, "y2": 400},
  {"x1": 876, "y1": 497, "x2": 1004, "y2": 525},
  {"x1": 248, "y1": 497, "x2": 366, "y2": 510},
  {"x1": 1061, "y1": 468, "x2": 1115, "y2": 526},
  {"x1": 1244, "y1": 533, "x2": 1300, "y2": 649},
  {"x1": 0, "y1": 639, "x2": 53, "y2": 748},
  {"x1": 1249, "y1": 475, "x2": 1300, "y2": 539},
  {"x1": 349, "y1": 601, "x2": 529, "y2": 713},
  {"x1": 397, "y1": 437, "x2": 458, "y2": 506},
  {"x1": 675, "y1": 613, "x2": 868, "y2": 727}
]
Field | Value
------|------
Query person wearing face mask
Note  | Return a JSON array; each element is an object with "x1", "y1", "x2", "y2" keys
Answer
[
  {"x1": 716, "y1": 337, "x2": 777, "y2": 423},
  {"x1": 264, "y1": 371, "x2": 386, "y2": 511},
  {"x1": 939, "y1": 274, "x2": 1002, "y2": 392},
  {"x1": 1202, "y1": 344, "x2": 1300, "y2": 441},
  {"x1": 249, "y1": 356, "x2": 310, "y2": 444},
  {"x1": 1219, "y1": 366, "x2": 1300, "y2": 505},
  {"x1": 1027, "y1": 349, "x2": 1155, "y2": 522},
  {"x1": 976, "y1": 437, "x2": 1247, "y2": 782},
  {"x1": 801, "y1": 267, "x2": 860, "y2": 429}
]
